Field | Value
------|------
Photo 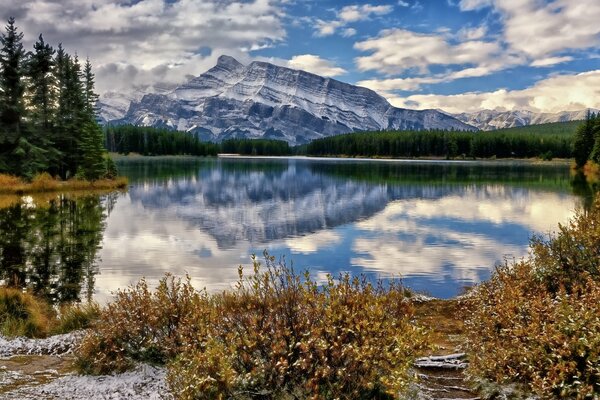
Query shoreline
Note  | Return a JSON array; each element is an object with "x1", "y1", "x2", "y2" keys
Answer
[{"x1": 0, "y1": 175, "x2": 128, "y2": 196}]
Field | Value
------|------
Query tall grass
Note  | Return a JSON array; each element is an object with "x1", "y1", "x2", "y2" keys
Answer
[
  {"x1": 0, "y1": 288, "x2": 52, "y2": 338},
  {"x1": 0, "y1": 173, "x2": 127, "y2": 194}
]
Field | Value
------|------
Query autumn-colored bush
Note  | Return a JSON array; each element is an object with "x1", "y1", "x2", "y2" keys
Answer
[
  {"x1": 465, "y1": 197, "x2": 600, "y2": 399},
  {"x1": 0, "y1": 288, "x2": 52, "y2": 338},
  {"x1": 76, "y1": 275, "x2": 212, "y2": 374},
  {"x1": 76, "y1": 254, "x2": 430, "y2": 398}
]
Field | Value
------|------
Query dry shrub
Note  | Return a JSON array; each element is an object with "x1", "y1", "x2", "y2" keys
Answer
[
  {"x1": 465, "y1": 197, "x2": 600, "y2": 399},
  {"x1": 76, "y1": 255, "x2": 429, "y2": 398},
  {"x1": 0, "y1": 288, "x2": 53, "y2": 338},
  {"x1": 169, "y1": 256, "x2": 427, "y2": 400},
  {"x1": 75, "y1": 275, "x2": 211, "y2": 374}
]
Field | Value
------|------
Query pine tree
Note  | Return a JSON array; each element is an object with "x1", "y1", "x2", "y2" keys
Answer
[
  {"x1": 27, "y1": 34, "x2": 60, "y2": 173},
  {"x1": 0, "y1": 17, "x2": 47, "y2": 177},
  {"x1": 78, "y1": 58, "x2": 106, "y2": 180},
  {"x1": 573, "y1": 111, "x2": 596, "y2": 168}
]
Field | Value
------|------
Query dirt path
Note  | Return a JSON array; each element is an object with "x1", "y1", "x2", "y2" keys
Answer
[{"x1": 413, "y1": 299, "x2": 480, "y2": 400}]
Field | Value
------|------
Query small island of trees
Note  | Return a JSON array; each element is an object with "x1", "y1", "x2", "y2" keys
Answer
[{"x1": 0, "y1": 17, "x2": 119, "y2": 189}]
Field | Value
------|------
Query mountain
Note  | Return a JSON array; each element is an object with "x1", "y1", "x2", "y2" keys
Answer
[
  {"x1": 103, "y1": 55, "x2": 476, "y2": 145},
  {"x1": 451, "y1": 109, "x2": 598, "y2": 131}
]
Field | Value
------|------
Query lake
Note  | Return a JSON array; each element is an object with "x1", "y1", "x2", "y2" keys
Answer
[{"x1": 0, "y1": 157, "x2": 584, "y2": 303}]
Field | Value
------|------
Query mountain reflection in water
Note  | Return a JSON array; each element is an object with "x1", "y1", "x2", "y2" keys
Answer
[{"x1": 0, "y1": 158, "x2": 580, "y2": 302}]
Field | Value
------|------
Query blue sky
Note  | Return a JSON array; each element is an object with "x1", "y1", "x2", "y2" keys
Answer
[{"x1": 2, "y1": 0, "x2": 599, "y2": 113}]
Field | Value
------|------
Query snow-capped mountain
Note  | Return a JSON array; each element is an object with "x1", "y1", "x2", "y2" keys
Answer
[
  {"x1": 102, "y1": 55, "x2": 476, "y2": 144},
  {"x1": 451, "y1": 109, "x2": 598, "y2": 131}
]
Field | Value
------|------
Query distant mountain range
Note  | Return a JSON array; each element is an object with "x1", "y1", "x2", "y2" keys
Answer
[
  {"x1": 99, "y1": 55, "x2": 474, "y2": 145},
  {"x1": 449, "y1": 109, "x2": 598, "y2": 131},
  {"x1": 98, "y1": 56, "x2": 594, "y2": 143}
]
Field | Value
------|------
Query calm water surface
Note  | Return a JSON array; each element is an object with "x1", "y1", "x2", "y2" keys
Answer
[{"x1": 0, "y1": 157, "x2": 583, "y2": 302}]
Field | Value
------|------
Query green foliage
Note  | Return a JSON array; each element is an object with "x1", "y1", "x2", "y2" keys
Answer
[
  {"x1": 52, "y1": 302, "x2": 101, "y2": 334},
  {"x1": 572, "y1": 112, "x2": 600, "y2": 169},
  {"x1": 0, "y1": 19, "x2": 116, "y2": 180},
  {"x1": 104, "y1": 125, "x2": 219, "y2": 156},
  {"x1": 304, "y1": 125, "x2": 574, "y2": 159},
  {"x1": 104, "y1": 125, "x2": 292, "y2": 157},
  {"x1": 220, "y1": 138, "x2": 292, "y2": 156},
  {"x1": 465, "y1": 196, "x2": 600, "y2": 398},
  {"x1": 76, "y1": 255, "x2": 430, "y2": 398}
]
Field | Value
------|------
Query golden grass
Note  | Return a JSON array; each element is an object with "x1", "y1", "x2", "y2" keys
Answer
[
  {"x1": 0, "y1": 288, "x2": 53, "y2": 338},
  {"x1": 0, "y1": 173, "x2": 128, "y2": 195}
]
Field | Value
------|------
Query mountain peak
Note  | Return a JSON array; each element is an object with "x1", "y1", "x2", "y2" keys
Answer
[{"x1": 216, "y1": 55, "x2": 244, "y2": 69}]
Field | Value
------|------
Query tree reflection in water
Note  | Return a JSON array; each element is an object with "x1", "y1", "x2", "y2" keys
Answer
[{"x1": 0, "y1": 193, "x2": 117, "y2": 304}]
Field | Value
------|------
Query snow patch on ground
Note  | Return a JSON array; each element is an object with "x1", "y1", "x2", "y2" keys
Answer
[
  {"x1": 0, "y1": 331, "x2": 85, "y2": 357},
  {"x1": 0, "y1": 364, "x2": 171, "y2": 400}
]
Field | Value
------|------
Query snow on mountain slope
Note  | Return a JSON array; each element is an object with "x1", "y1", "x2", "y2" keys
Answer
[
  {"x1": 452, "y1": 109, "x2": 598, "y2": 131},
  {"x1": 101, "y1": 55, "x2": 476, "y2": 144}
]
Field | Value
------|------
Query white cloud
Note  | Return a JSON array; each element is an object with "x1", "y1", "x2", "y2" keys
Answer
[
  {"x1": 398, "y1": 1, "x2": 410, "y2": 6},
  {"x1": 386, "y1": 70, "x2": 600, "y2": 113},
  {"x1": 338, "y1": 5, "x2": 393, "y2": 23},
  {"x1": 494, "y1": 0, "x2": 600, "y2": 59},
  {"x1": 530, "y1": 56, "x2": 573, "y2": 67},
  {"x1": 1, "y1": 0, "x2": 287, "y2": 94},
  {"x1": 354, "y1": 28, "x2": 502, "y2": 75},
  {"x1": 287, "y1": 54, "x2": 347, "y2": 77},
  {"x1": 457, "y1": 25, "x2": 488, "y2": 41},
  {"x1": 341, "y1": 28, "x2": 357, "y2": 38},
  {"x1": 458, "y1": 0, "x2": 493, "y2": 11},
  {"x1": 313, "y1": 3, "x2": 393, "y2": 37},
  {"x1": 357, "y1": 76, "x2": 444, "y2": 92}
]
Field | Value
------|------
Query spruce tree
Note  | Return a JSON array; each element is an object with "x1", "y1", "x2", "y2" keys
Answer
[
  {"x1": 78, "y1": 58, "x2": 106, "y2": 180},
  {"x1": 573, "y1": 111, "x2": 596, "y2": 168},
  {"x1": 27, "y1": 34, "x2": 60, "y2": 173},
  {"x1": 0, "y1": 17, "x2": 47, "y2": 177}
]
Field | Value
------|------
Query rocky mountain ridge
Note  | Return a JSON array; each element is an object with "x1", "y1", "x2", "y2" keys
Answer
[
  {"x1": 450, "y1": 108, "x2": 598, "y2": 131},
  {"x1": 100, "y1": 55, "x2": 475, "y2": 144}
]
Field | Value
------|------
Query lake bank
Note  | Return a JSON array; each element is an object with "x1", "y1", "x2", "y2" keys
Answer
[{"x1": 0, "y1": 174, "x2": 128, "y2": 195}]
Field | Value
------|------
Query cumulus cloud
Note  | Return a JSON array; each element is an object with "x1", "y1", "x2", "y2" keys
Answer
[
  {"x1": 354, "y1": 28, "x2": 503, "y2": 75},
  {"x1": 314, "y1": 3, "x2": 394, "y2": 37},
  {"x1": 287, "y1": 54, "x2": 347, "y2": 77},
  {"x1": 495, "y1": 0, "x2": 600, "y2": 59},
  {"x1": 386, "y1": 70, "x2": 600, "y2": 113},
  {"x1": 0, "y1": 0, "x2": 286, "y2": 93}
]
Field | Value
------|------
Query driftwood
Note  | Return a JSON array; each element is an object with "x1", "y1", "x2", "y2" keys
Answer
[{"x1": 414, "y1": 353, "x2": 468, "y2": 370}]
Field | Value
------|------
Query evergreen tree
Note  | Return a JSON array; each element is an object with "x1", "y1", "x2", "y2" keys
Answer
[
  {"x1": 27, "y1": 34, "x2": 59, "y2": 172},
  {"x1": 588, "y1": 115, "x2": 600, "y2": 164},
  {"x1": 78, "y1": 59, "x2": 106, "y2": 180},
  {"x1": 573, "y1": 111, "x2": 596, "y2": 168},
  {"x1": 0, "y1": 17, "x2": 47, "y2": 177}
]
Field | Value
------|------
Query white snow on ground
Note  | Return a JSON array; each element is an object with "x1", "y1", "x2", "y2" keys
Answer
[
  {"x1": 0, "y1": 364, "x2": 171, "y2": 400},
  {"x1": 0, "y1": 333, "x2": 171, "y2": 400},
  {"x1": 0, "y1": 331, "x2": 85, "y2": 357}
]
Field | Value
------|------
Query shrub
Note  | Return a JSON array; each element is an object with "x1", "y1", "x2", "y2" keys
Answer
[
  {"x1": 75, "y1": 275, "x2": 211, "y2": 374},
  {"x1": 77, "y1": 255, "x2": 430, "y2": 398},
  {"x1": 465, "y1": 197, "x2": 600, "y2": 399},
  {"x1": 0, "y1": 288, "x2": 52, "y2": 338}
]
